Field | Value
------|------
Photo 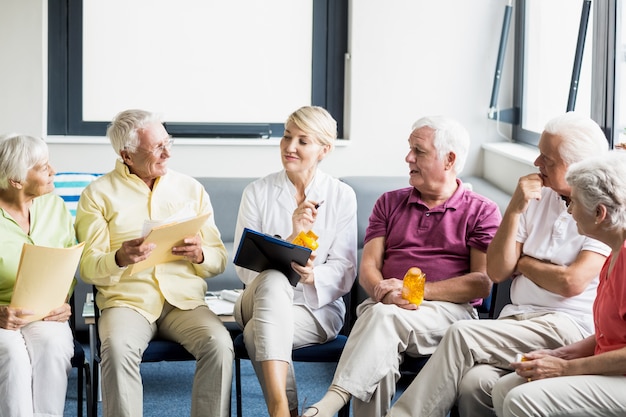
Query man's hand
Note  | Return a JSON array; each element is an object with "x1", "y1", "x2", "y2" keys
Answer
[
  {"x1": 172, "y1": 234, "x2": 205, "y2": 264},
  {"x1": 374, "y1": 278, "x2": 418, "y2": 310},
  {"x1": 115, "y1": 237, "x2": 156, "y2": 267},
  {"x1": 508, "y1": 173, "x2": 543, "y2": 215}
]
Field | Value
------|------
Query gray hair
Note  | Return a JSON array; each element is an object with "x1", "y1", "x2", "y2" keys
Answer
[
  {"x1": 566, "y1": 150, "x2": 626, "y2": 231},
  {"x1": 0, "y1": 134, "x2": 48, "y2": 190},
  {"x1": 543, "y1": 112, "x2": 608, "y2": 164},
  {"x1": 107, "y1": 109, "x2": 163, "y2": 156},
  {"x1": 411, "y1": 116, "x2": 470, "y2": 174},
  {"x1": 285, "y1": 106, "x2": 337, "y2": 151}
]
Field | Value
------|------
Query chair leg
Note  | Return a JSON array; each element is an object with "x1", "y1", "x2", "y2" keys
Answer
[
  {"x1": 84, "y1": 363, "x2": 93, "y2": 417},
  {"x1": 91, "y1": 360, "x2": 99, "y2": 417},
  {"x1": 235, "y1": 358, "x2": 243, "y2": 417},
  {"x1": 77, "y1": 363, "x2": 83, "y2": 417}
]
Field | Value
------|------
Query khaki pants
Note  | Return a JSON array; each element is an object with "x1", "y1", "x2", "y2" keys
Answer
[
  {"x1": 234, "y1": 270, "x2": 329, "y2": 411},
  {"x1": 493, "y1": 370, "x2": 626, "y2": 417},
  {"x1": 386, "y1": 312, "x2": 585, "y2": 417},
  {"x1": 98, "y1": 303, "x2": 233, "y2": 417},
  {"x1": 334, "y1": 298, "x2": 477, "y2": 417}
]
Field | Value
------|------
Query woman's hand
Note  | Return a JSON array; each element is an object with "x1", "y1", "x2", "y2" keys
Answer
[
  {"x1": 289, "y1": 200, "x2": 321, "y2": 240},
  {"x1": 172, "y1": 233, "x2": 205, "y2": 264},
  {"x1": 44, "y1": 302, "x2": 72, "y2": 323},
  {"x1": 0, "y1": 305, "x2": 34, "y2": 330},
  {"x1": 293, "y1": 252, "x2": 317, "y2": 285},
  {"x1": 511, "y1": 350, "x2": 568, "y2": 381}
]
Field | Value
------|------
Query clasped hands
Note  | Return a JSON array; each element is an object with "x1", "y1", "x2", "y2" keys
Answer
[
  {"x1": 115, "y1": 233, "x2": 204, "y2": 268},
  {"x1": 0, "y1": 303, "x2": 71, "y2": 330},
  {"x1": 374, "y1": 278, "x2": 418, "y2": 310}
]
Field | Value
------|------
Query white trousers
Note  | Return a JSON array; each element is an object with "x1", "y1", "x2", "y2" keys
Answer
[
  {"x1": 386, "y1": 312, "x2": 586, "y2": 417},
  {"x1": 333, "y1": 298, "x2": 477, "y2": 417},
  {"x1": 493, "y1": 369, "x2": 626, "y2": 417},
  {"x1": 98, "y1": 303, "x2": 234, "y2": 417},
  {"x1": 234, "y1": 270, "x2": 333, "y2": 411},
  {"x1": 0, "y1": 320, "x2": 73, "y2": 417}
]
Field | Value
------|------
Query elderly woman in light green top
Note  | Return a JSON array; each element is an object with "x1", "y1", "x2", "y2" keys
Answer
[{"x1": 0, "y1": 134, "x2": 76, "y2": 417}]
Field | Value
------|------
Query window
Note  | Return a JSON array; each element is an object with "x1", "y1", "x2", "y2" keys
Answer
[
  {"x1": 512, "y1": 0, "x2": 594, "y2": 145},
  {"x1": 48, "y1": 0, "x2": 348, "y2": 138}
]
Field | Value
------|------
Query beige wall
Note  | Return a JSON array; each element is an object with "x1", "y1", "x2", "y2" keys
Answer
[{"x1": 0, "y1": 0, "x2": 515, "y2": 179}]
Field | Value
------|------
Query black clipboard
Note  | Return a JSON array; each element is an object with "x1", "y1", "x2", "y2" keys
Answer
[{"x1": 234, "y1": 228, "x2": 312, "y2": 286}]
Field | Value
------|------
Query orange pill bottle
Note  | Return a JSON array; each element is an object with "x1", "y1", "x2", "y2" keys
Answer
[
  {"x1": 401, "y1": 267, "x2": 426, "y2": 305},
  {"x1": 292, "y1": 230, "x2": 319, "y2": 250}
]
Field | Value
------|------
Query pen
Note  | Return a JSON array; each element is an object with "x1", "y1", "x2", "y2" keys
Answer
[{"x1": 314, "y1": 200, "x2": 325, "y2": 209}]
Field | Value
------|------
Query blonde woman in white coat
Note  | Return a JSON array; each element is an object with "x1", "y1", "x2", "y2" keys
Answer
[{"x1": 233, "y1": 106, "x2": 358, "y2": 417}]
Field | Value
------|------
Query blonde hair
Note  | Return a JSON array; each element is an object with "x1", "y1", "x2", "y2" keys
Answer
[{"x1": 285, "y1": 106, "x2": 337, "y2": 150}]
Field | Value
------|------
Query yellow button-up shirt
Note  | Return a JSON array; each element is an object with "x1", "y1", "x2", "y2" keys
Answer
[{"x1": 75, "y1": 161, "x2": 227, "y2": 323}]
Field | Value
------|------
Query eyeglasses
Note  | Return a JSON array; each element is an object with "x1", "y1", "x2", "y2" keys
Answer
[{"x1": 135, "y1": 137, "x2": 174, "y2": 156}]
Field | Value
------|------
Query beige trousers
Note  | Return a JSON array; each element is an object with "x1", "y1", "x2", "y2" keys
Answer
[
  {"x1": 98, "y1": 303, "x2": 234, "y2": 417},
  {"x1": 386, "y1": 312, "x2": 585, "y2": 417},
  {"x1": 493, "y1": 369, "x2": 626, "y2": 417},
  {"x1": 333, "y1": 298, "x2": 477, "y2": 417},
  {"x1": 234, "y1": 270, "x2": 329, "y2": 411}
]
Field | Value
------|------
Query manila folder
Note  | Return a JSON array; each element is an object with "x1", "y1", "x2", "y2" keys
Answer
[
  {"x1": 10, "y1": 242, "x2": 85, "y2": 322},
  {"x1": 127, "y1": 212, "x2": 211, "y2": 276}
]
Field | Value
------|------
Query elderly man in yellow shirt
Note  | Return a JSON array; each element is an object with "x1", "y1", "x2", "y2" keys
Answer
[{"x1": 76, "y1": 109, "x2": 233, "y2": 417}]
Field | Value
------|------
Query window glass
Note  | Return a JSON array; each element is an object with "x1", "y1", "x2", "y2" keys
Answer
[
  {"x1": 515, "y1": 0, "x2": 593, "y2": 143},
  {"x1": 82, "y1": 0, "x2": 312, "y2": 124},
  {"x1": 48, "y1": 0, "x2": 347, "y2": 138}
]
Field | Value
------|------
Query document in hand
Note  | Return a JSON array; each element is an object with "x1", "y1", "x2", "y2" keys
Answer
[
  {"x1": 127, "y1": 212, "x2": 211, "y2": 276},
  {"x1": 233, "y1": 228, "x2": 312, "y2": 286},
  {"x1": 10, "y1": 242, "x2": 85, "y2": 322}
]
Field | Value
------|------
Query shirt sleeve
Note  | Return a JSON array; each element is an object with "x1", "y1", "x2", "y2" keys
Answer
[
  {"x1": 302, "y1": 182, "x2": 358, "y2": 309},
  {"x1": 467, "y1": 200, "x2": 502, "y2": 252}
]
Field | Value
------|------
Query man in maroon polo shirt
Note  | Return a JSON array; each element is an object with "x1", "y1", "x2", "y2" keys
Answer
[{"x1": 302, "y1": 115, "x2": 502, "y2": 417}]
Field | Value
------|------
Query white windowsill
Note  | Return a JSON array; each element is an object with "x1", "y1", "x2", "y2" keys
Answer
[
  {"x1": 482, "y1": 141, "x2": 538, "y2": 195},
  {"x1": 482, "y1": 142, "x2": 538, "y2": 166}
]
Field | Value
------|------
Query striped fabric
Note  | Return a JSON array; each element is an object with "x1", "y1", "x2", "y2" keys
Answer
[{"x1": 53, "y1": 172, "x2": 101, "y2": 220}]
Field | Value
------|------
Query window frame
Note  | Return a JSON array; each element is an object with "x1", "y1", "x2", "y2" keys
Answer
[
  {"x1": 511, "y1": 0, "x2": 611, "y2": 147},
  {"x1": 47, "y1": 0, "x2": 348, "y2": 139}
]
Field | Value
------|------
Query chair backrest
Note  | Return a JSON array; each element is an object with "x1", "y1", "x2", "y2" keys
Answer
[{"x1": 53, "y1": 172, "x2": 101, "y2": 220}]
